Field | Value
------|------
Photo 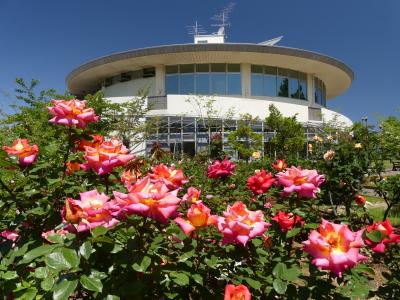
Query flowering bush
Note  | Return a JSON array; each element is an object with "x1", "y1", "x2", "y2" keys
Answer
[
  {"x1": 0, "y1": 94, "x2": 399, "y2": 299},
  {"x1": 207, "y1": 158, "x2": 236, "y2": 178},
  {"x1": 302, "y1": 219, "x2": 366, "y2": 277},
  {"x1": 47, "y1": 99, "x2": 99, "y2": 128},
  {"x1": 3, "y1": 138, "x2": 39, "y2": 166},
  {"x1": 81, "y1": 138, "x2": 135, "y2": 175},
  {"x1": 276, "y1": 166, "x2": 325, "y2": 198},
  {"x1": 246, "y1": 169, "x2": 275, "y2": 195}
]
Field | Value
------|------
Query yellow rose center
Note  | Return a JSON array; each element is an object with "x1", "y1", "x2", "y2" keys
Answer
[
  {"x1": 89, "y1": 198, "x2": 104, "y2": 209},
  {"x1": 294, "y1": 177, "x2": 308, "y2": 186},
  {"x1": 15, "y1": 142, "x2": 24, "y2": 151},
  {"x1": 142, "y1": 198, "x2": 157, "y2": 206}
]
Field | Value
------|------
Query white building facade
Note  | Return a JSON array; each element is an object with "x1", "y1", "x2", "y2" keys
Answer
[{"x1": 66, "y1": 40, "x2": 353, "y2": 156}]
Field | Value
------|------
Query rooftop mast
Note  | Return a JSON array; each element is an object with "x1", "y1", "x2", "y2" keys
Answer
[{"x1": 190, "y1": 2, "x2": 235, "y2": 44}]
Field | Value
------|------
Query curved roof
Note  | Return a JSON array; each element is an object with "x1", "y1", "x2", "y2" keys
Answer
[{"x1": 66, "y1": 43, "x2": 354, "y2": 99}]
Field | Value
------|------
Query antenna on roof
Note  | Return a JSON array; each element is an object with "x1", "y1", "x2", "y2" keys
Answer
[
  {"x1": 211, "y1": 2, "x2": 235, "y2": 39},
  {"x1": 186, "y1": 21, "x2": 207, "y2": 37},
  {"x1": 258, "y1": 36, "x2": 284, "y2": 46}
]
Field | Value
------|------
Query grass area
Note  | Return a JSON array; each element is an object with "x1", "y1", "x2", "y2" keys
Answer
[
  {"x1": 364, "y1": 195, "x2": 384, "y2": 203},
  {"x1": 383, "y1": 159, "x2": 393, "y2": 171},
  {"x1": 361, "y1": 195, "x2": 400, "y2": 226},
  {"x1": 367, "y1": 207, "x2": 400, "y2": 227}
]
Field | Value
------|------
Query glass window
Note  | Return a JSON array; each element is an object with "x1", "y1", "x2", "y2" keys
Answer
[
  {"x1": 264, "y1": 75, "x2": 276, "y2": 97},
  {"x1": 314, "y1": 78, "x2": 320, "y2": 104},
  {"x1": 166, "y1": 75, "x2": 179, "y2": 94},
  {"x1": 166, "y1": 65, "x2": 178, "y2": 74},
  {"x1": 277, "y1": 68, "x2": 289, "y2": 98},
  {"x1": 298, "y1": 73, "x2": 307, "y2": 100},
  {"x1": 169, "y1": 117, "x2": 181, "y2": 133},
  {"x1": 314, "y1": 78, "x2": 323, "y2": 105},
  {"x1": 132, "y1": 69, "x2": 143, "y2": 79},
  {"x1": 180, "y1": 74, "x2": 195, "y2": 94},
  {"x1": 288, "y1": 70, "x2": 299, "y2": 99},
  {"x1": 180, "y1": 64, "x2": 195, "y2": 73},
  {"x1": 143, "y1": 67, "x2": 155, "y2": 78},
  {"x1": 264, "y1": 66, "x2": 277, "y2": 76},
  {"x1": 251, "y1": 65, "x2": 263, "y2": 74},
  {"x1": 251, "y1": 74, "x2": 264, "y2": 96},
  {"x1": 277, "y1": 78, "x2": 289, "y2": 97},
  {"x1": 211, "y1": 73, "x2": 226, "y2": 94},
  {"x1": 227, "y1": 73, "x2": 241, "y2": 95},
  {"x1": 196, "y1": 73, "x2": 210, "y2": 94},
  {"x1": 321, "y1": 83, "x2": 326, "y2": 107},
  {"x1": 196, "y1": 64, "x2": 209, "y2": 72},
  {"x1": 227, "y1": 64, "x2": 240, "y2": 72},
  {"x1": 211, "y1": 63, "x2": 226, "y2": 72}
]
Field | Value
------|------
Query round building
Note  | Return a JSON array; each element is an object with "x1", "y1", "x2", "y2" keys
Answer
[{"x1": 66, "y1": 34, "x2": 353, "y2": 157}]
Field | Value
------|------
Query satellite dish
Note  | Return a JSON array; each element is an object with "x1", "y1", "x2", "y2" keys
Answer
[{"x1": 258, "y1": 36, "x2": 283, "y2": 46}]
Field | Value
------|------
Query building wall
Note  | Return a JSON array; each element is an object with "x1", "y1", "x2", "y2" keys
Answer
[
  {"x1": 103, "y1": 77, "x2": 155, "y2": 101},
  {"x1": 105, "y1": 94, "x2": 352, "y2": 127},
  {"x1": 147, "y1": 95, "x2": 352, "y2": 126}
]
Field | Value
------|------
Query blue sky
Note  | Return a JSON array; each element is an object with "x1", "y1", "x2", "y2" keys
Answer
[{"x1": 1, "y1": 0, "x2": 399, "y2": 125}]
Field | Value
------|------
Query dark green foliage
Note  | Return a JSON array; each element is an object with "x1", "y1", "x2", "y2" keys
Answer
[{"x1": 264, "y1": 104, "x2": 305, "y2": 159}]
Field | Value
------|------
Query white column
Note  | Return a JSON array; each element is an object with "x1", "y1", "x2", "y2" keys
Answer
[
  {"x1": 155, "y1": 65, "x2": 165, "y2": 96},
  {"x1": 307, "y1": 74, "x2": 314, "y2": 106},
  {"x1": 241, "y1": 63, "x2": 251, "y2": 97}
]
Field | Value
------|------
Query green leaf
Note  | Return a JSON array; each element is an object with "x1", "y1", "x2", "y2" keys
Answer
[
  {"x1": 273, "y1": 278, "x2": 287, "y2": 295},
  {"x1": 45, "y1": 249, "x2": 79, "y2": 271},
  {"x1": 251, "y1": 238, "x2": 262, "y2": 247},
  {"x1": 91, "y1": 226, "x2": 108, "y2": 237},
  {"x1": 104, "y1": 296, "x2": 120, "y2": 300},
  {"x1": 47, "y1": 178, "x2": 62, "y2": 186},
  {"x1": 365, "y1": 230, "x2": 383, "y2": 243},
  {"x1": 245, "y1": 277, "x2": 262, "y2": 289},
  {"x1": 41, "y1": 277, "x2": 55, "y2": 291},
  {"x1": 53, "y1": 279, "x2": 78, "y2": 300},
  {"x1": 110, "y1": 243, "x2": 123, "y2": 254},
  {"x1": 304, "y1": 223, "x2": 319, "y2": 229},
  {"x1": 46, "y1": 251, "x2": 70, "y2": 271},
  {"x1": 282, "y1": 267, "x2": 300, "y2": 282},
  {"x1": 352, "y1": 264, "x2": 375, "y2": 276},
  {"x1": 29, "y1": 162, "x2": 51, "y2": 173},
  {"x1": 62, "y1": 248, "x2": 80, "y2": 268},
  {"x1": 80, "y1": 274, "x2": 103, "y2": 292},
  {"x1": 2, "y1": 271, "x2": 18, "y2": 280},
  {"x1": 179, "y1": 251, "x2": 195, "y2": 262},
  {"x1": 79, "y1": 241, "x2": 93, "y2": 260},
  {"x1": 92, "y1": 236, "x2": 114, "y2": 243},
  {"x1": 132, "y1": 256, "x2": 151, "y2": 272},
  {"x1": 272, "y1": 262, "x2": 287, "y2": 279},
  {"x1": 13, "y1": 287, "x2": 37, "y2": 300},
  {"x1": 286, "y1": 227, "x2": 301, "y2": 238},
  {"x1": 170, "y1": 272, "x2": 190, "y2": 286},
  {"x1": 205, "y1": 255, "x2": 218, "y2": 268},
  {"x1": 20, "y1": 244, "x2": 60, "y2": 264},
  {"x1": 46, "y1": 234, "x2": 64, "y2": 244},
  {"x1": 192, "y1": 274, "x2": 203, "y2": 285},
  {"x1": 34, "y1": 267, "x2": 48, "y2": 279}
]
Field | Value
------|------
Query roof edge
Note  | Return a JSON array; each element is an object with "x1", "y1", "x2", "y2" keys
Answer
[{"x1": 66, "y1": 43, "x2": 354, "y2": 86}]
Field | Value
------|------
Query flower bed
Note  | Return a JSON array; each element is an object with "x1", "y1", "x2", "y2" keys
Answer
[{"x1": 0, "y1": 99, "x2": 400, "y2": 299}]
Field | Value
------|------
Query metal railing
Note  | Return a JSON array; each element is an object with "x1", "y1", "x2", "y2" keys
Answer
[{"x1": 147, "y1": 96, "x2": 167, "y2": 110}]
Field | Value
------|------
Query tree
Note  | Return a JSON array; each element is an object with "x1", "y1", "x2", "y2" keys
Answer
[
  {"x1": 264, "y1": 104, "x2": 305, "y2": 159},
  {"x1": 380, "y1": 116, "x2": 400, "y2": 160},
  {"x1": 0, "y1": 79, "x2": 152, "y2": 155},
  {"x1": 227, "y1": 114, "x2": 263, "y2": 161},
  {"x1": 0, "y1": 78, "x2": 65, "y2": 155},
  {"x1": 185, "y1": 95, "x2": 235, "y2": 157},
  {"x1": 85, "y1": 89, "x2": 152, "y2": 152}
]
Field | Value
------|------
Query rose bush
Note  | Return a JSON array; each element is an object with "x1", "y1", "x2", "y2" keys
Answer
[{"x1": 0, "y1": 91, "x2": 399, "y2": 299}]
